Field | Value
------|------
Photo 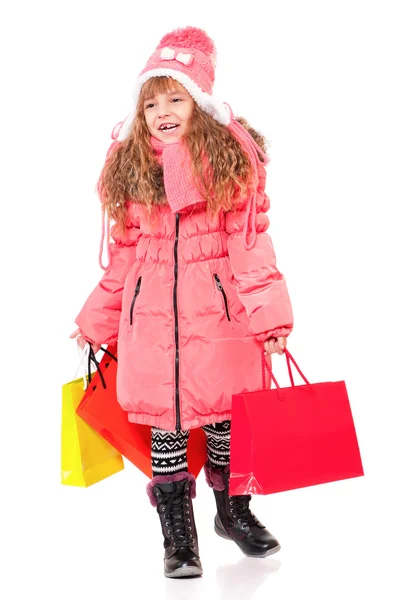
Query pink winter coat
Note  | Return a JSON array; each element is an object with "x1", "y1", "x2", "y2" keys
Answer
[{"x1": 75, "y1": 140, "x2": 294, "y2": 432}]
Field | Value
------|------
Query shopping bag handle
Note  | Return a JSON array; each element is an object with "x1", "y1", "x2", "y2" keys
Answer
[
  {"x1": 87, "y1": 346, "x2": 105, "y2": 389},
  {"x1": 87, "y1": 345, "x2": 118, "y2": 390},
  {"x1": 262, "y1": 348, "x2": 310, "y2": 390},
  {"x1": 98, "y1": 346, "x2": 117, "y2": 363}
]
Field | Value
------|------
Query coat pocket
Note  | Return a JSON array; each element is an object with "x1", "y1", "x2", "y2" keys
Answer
[
  {"x1": 213, "y1": 274, "x2": 231, "y2": 322},
  {"x1": 129, "y1": 276, "x2": 142, "y2": 326}
]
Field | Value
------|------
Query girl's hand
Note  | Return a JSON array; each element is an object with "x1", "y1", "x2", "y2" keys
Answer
[
  {"x1": 264, "y1": 336, "x2": 287, "y2": 356},
  {"x1": 69, "y1": 328, "x2": 101, "y2": 354}
]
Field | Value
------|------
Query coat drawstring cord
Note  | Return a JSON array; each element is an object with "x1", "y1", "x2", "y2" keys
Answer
[
  {"x1": 99, "y1": 207, "x2": 111, "y2": 271},
  {"x1": 224, "y1": 102, "x2": 270, "y2": 251}
]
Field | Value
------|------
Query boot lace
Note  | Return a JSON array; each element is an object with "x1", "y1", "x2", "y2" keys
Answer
[
  {"x1": 161, "y1": 487, "x2": 193, "y2": 548},
  {"x1": 229, "y1": 494, "x2": 258, "y2": 527}
]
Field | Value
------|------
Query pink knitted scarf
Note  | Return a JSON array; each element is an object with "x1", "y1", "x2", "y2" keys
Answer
[{"x1": 150, "y1": 135, "x2": 206, "y2": 213}]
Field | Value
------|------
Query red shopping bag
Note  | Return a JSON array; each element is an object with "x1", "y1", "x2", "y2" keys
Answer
[
  {"x1": 229, "y1": 349, "x2": 364, "y2": 496},
  {"x1": 76, "y1": 345, "x2": 207, "y2": 479}
]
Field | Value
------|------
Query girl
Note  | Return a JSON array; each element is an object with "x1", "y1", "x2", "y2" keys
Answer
[{"x1": 70, "y1": 26, "x2": 294, "y2": 579}]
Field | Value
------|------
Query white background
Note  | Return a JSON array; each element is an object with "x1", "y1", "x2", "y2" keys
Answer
[{"x1": 1, "y1": 1, "x2": 397, "y2": 598}]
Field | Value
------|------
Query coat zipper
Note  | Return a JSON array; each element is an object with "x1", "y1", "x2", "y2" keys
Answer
[
  {"x1": 173, "y1": 214, "x2": 181, "y2": 432},
  {"x1": 129, "y1": 277, "x2": 142, "y2": 325},
  {"x1": 214, "y1": 274, "x2": 231, "y2": 321}
]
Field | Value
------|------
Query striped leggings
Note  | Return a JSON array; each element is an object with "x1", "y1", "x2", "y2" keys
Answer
[{"x1": 151, "y1": 420, "x2": 231, "y2": 476}]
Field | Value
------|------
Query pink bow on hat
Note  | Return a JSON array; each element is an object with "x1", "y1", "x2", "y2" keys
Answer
[{"x1": 160, "y1": 46, "x2": 193, "y2": 66}]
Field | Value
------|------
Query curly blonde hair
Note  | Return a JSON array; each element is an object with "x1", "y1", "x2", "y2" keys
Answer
[{"x1": 97, "y1": 77, "x2": 268, "y2": 232}]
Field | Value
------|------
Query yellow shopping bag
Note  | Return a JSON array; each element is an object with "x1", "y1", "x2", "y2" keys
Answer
[{"x1": 61, "y1": 375, "x2": 124, "y2": 487}]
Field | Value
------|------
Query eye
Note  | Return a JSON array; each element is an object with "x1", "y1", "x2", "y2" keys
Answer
[
  {"x1": 145, "y1": 102, "x2": 155, "y2": 109},
  {"x1": 171, "y1": 98, "x2": 182, "y2": 103}
]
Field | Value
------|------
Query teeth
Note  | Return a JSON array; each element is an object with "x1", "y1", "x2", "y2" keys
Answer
[{"x1": 161, "y1": 124, "x2": 177, "y2": 131}]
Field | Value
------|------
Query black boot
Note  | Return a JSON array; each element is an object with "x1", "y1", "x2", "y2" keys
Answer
[
  {"x1": 147, "y1": 471, "x2": 203, "y2": 578},
  {"x1": 204, "y1": 461, "x2": 281, "y2": 558}
]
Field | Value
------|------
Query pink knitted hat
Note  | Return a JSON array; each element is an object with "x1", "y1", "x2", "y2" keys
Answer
[{"x1": 116, "y1": 26, "x2": 230, "y2": 141}]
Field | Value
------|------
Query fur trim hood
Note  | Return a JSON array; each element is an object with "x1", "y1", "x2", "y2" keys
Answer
[{"x1": 235, "y1": 116, "x2": 266, "y2": 154}]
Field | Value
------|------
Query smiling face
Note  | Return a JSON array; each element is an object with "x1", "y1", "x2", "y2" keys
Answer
[{"x1": 143, "y1": 80, "x2": 195, "y2": 144}]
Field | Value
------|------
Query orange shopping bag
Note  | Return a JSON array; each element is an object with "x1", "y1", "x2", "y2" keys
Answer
[{"x1": 76, "y1": 345, "x2": 207, "y2": 478}]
